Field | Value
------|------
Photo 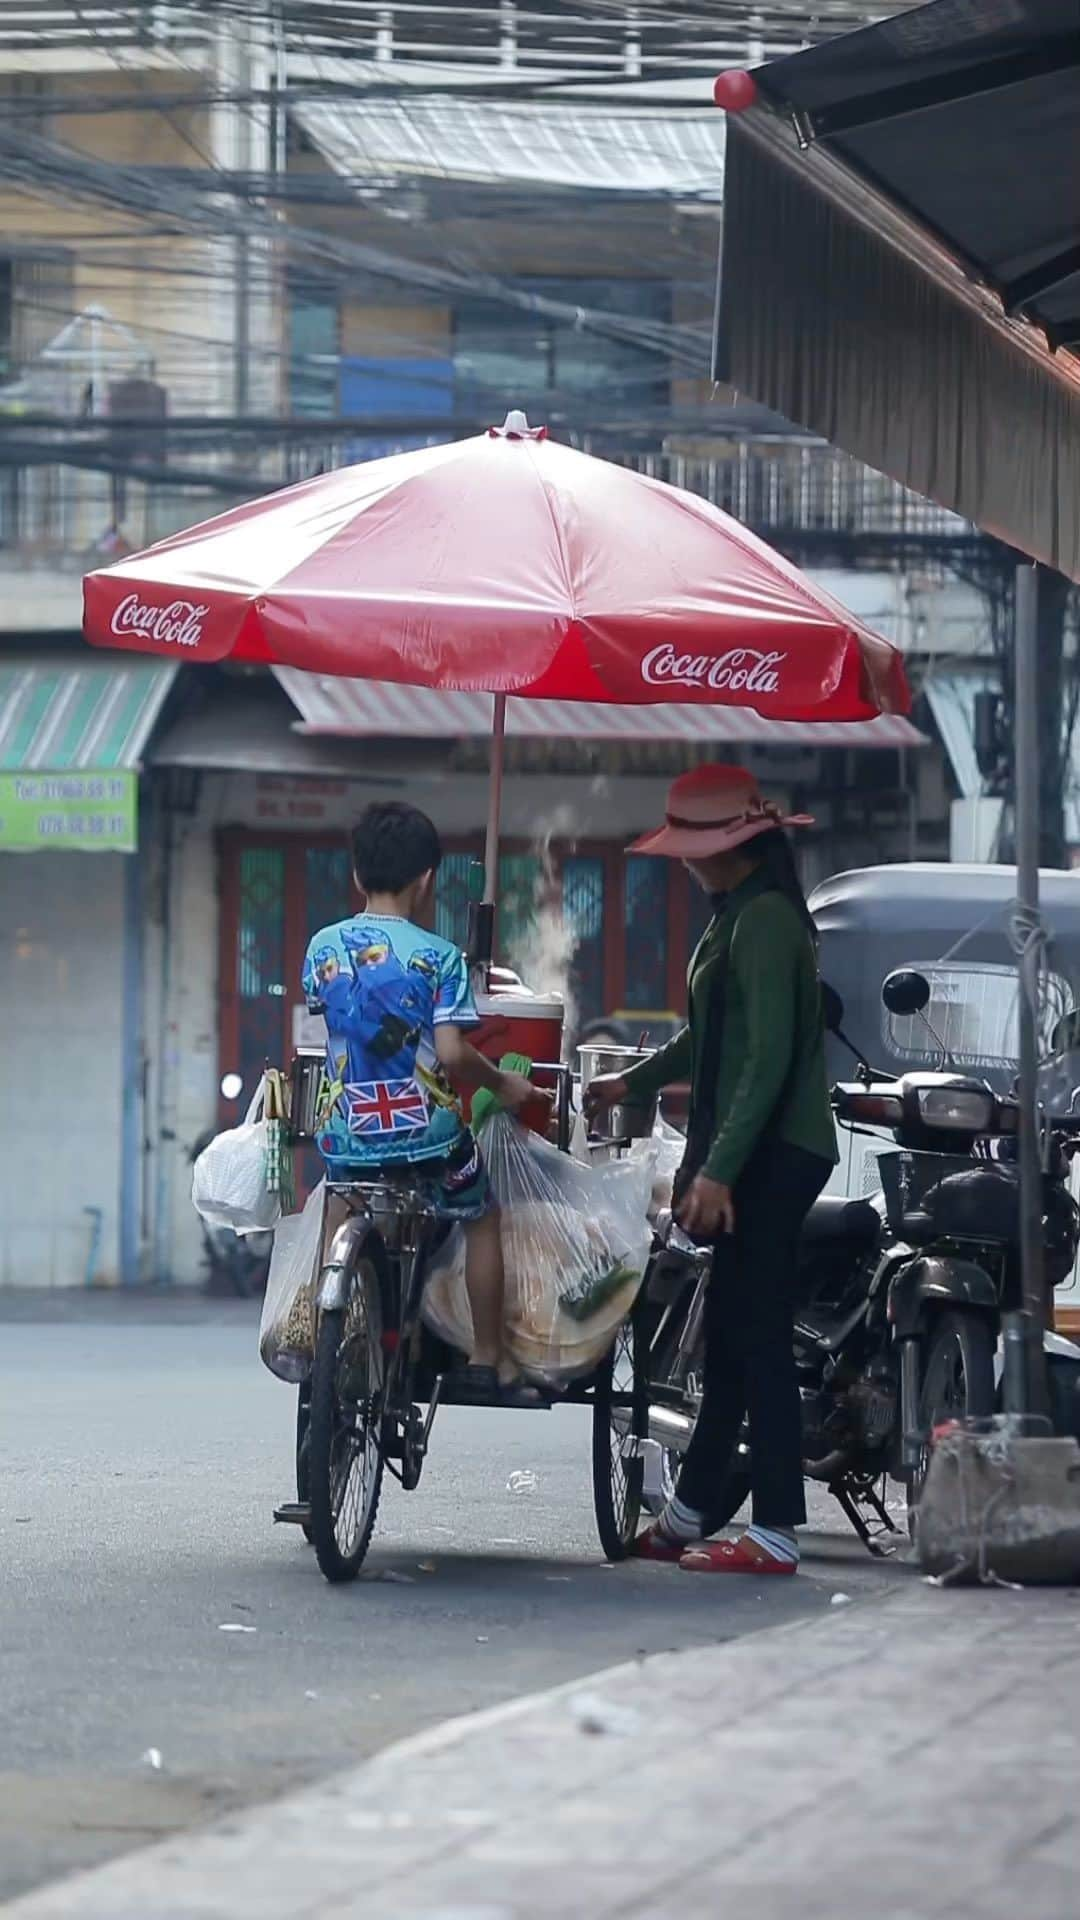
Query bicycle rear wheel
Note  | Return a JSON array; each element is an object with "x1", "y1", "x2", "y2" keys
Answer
[
  {"x1": 308, "y1": 1258, "x2": 385, "y2": 1584},
  {"x1": 295, "y1": 1382, "x2": 314, "y2": 1543}
]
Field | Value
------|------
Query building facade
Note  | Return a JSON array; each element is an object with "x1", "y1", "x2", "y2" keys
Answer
[{"x1": 0, "y1": 5, "x2": 1008, "y2": 1289}]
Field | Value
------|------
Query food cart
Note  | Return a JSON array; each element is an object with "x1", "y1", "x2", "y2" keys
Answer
[{"x1": 82, "y1": 412, "x2": 909, "y2": 1581}]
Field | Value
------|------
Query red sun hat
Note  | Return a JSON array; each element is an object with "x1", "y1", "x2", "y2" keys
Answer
[{"x1": 628, "y1": 764, "x2": 813, "y2": 860}]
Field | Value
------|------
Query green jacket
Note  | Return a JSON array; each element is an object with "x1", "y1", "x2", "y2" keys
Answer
[{"x1": 623, "y1": 868, "x2": 837, "y2": 1187}]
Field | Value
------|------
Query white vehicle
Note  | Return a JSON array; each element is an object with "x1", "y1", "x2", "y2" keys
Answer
[{"x1": 811, "y1": 864, "x2": 1080, "y2": 1335}]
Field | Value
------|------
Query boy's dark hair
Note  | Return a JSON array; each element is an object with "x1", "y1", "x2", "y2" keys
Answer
[{"x1": 351, "y1": 802, "x2": 442, "y2": 894}]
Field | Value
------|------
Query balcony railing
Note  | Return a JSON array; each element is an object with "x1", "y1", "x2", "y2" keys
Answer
[
  {"x1": 279, "y1": 432, "x2": 972, "y2": 542},
  {"x1": 0, "y1": 434, "x2": 973, "y2": 573},
  {"x1": 608, "y1": 444, "x2": 971, "y2": 541},
  {"x1": 0, "y1": 4, "x2": 887, "y2": 78}
]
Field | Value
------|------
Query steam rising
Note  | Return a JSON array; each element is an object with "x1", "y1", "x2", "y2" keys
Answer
[{"x1": 506, "y1": 805, "x2": 580, "y2": 1052}]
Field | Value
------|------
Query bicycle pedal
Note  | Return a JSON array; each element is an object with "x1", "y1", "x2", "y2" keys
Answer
[{"x1": 273, "y1": 1502, "x2": 312, "y2": 1526}]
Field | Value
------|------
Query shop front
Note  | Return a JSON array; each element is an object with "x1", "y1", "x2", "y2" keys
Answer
[{"x1": 0, "y1": 652, "x2": 174, "y2": 1287}]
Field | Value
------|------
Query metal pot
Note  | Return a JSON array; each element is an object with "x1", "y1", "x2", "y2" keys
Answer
[
  {"x1": 289, "y1": 1047, "x2": 326, "y2": 1141},
  {"x1": 577, "y1": 1043, "x2": 658, "y2": 1142}
]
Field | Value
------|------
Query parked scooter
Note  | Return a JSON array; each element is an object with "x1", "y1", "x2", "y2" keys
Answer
[
  {"x1": 190, "y1": 1072, "x2": 272, "y2": 1298},
  {"x1": 637, "y1": 971, "x2": 1080, "y2": 1553}
]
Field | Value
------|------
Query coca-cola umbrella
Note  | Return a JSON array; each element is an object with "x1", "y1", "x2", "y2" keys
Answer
[{"x1": 83, "y1": 411, "x2": 910, "y2": 903}]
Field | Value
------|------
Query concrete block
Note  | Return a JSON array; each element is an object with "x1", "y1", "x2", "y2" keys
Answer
[{"x1": 917, "y1": 1427, "x2": 1080, "y2": 1583}]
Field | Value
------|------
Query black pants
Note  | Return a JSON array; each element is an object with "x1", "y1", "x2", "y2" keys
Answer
[{"x1": 676, "y1": 1142, "x2": 831, "y2": 1530}]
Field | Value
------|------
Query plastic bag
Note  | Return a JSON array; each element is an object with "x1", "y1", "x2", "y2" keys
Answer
[
  {"x1": 629, "y1": 1115, "x2": 687, "y2": 1221},
  {"x1": 422, "y1": 1114, "x2": 653, "y2": 1391},
  {"x1": 192, "y1": 1087, "x2": 282, "y2": 1236},
  {"x1": 259, "y1": 1180, "x2": 330, "y2": 1382}
]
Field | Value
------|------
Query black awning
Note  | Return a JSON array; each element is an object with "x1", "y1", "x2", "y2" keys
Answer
[{"x1": 713, "y1": 0, "x2": 1080, "y2": 582}]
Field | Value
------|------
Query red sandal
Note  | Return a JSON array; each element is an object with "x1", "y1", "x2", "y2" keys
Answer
[
  {"x1": 631, "y1": 1525, "x2": 686, "y2": 1563},
  {"x1": 679, "y1": 1538, "x2": 797, "y2": 1576}
]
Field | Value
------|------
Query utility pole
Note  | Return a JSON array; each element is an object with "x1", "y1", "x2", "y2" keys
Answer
[
  {"x1": 990, "y1": 562, "x2": 1075, "y2": 872},
  {"x1": 234, "y1": 235, "x2": 250, "y2": 420},
  {"x1": 1035, "y1": 567, "x2": 1072, "y2": 870},
  {"x1": 1004, "y1": 565, "x2": 1051, "y2": 1421},
  {"x1": 211, "y1": 15, "x2": 267, "y2": 428}
]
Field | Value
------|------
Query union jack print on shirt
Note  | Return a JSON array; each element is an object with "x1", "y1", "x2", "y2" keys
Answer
[{"x1": 345, "y1": 1079, "x2": 429, "y2": 1136}]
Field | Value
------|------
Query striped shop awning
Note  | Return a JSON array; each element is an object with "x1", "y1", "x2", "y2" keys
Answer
[
  {"x1": 273, "y1": 668, "x2": 926, "y2": 751},
  {"x1": 0, "y1": 655, "x2": 177, "y2": 772}
]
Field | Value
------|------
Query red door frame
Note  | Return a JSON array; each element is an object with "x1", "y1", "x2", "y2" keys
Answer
[{"x1": 218, "y1": 827, "x2": 358, "y2": 1114}]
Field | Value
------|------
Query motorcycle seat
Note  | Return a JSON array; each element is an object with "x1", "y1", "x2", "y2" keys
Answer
[{"x1": 799, "y1": 1196, "x2": 880, "y2": 1251}]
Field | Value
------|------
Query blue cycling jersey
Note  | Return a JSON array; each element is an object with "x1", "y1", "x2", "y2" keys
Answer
[{"x1": 303, "y1": 913, "x2": 478, "y2": 1168}]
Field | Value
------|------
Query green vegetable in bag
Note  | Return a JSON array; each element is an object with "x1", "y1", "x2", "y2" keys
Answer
[{"x1": 558, "y1": 1259, "x2": 639, "y2": 1322}]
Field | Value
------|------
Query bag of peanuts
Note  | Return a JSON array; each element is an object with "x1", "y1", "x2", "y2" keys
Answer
[{"x1": 258, "y1": 1181, "x2": 337, "y2": 1382}]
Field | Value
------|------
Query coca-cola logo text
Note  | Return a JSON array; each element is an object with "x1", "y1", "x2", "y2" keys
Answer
[
  {"x1": 110, "y1": 594, "x2": 208, "y2": 650},
  {"x1": 642, "y1": 644, "x2": 786, "y2": 696}
]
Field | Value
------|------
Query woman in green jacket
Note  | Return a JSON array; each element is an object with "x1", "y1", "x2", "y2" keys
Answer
[{"x1": 586, "y1": 764, "x2": 836, "y2": 1576}]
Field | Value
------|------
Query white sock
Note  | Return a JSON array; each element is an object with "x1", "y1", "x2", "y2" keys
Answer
[
  {"x1": 656, "y1": 1493, "x2": 705, "y2": 1545},
  {"x1": 745, "y1": 1524, "x2": 800, "y2": 1566}
]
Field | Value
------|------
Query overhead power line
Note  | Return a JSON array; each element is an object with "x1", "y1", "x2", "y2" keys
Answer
[{"x1": 0, "y1": 124, "x2": 712, "y2": 369}]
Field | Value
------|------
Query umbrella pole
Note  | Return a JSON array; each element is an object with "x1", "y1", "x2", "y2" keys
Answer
[
  {"x1": 484, "y1": 694, "x2": 507, "y2": 911},
  {"x1": 1005, "y1": 563, "x2": 1051, "y2": 1422}
]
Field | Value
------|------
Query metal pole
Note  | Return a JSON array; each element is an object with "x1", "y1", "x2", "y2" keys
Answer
[
  {"x1": 234, "y1": 233, "x2": 250, "y2": 420},
  {"x1": 484, "y1": 693, "x2": 507, "y2": 907},
  {"x1": 1006, "y1": 563, "x2": 1050, "y2": 1420}
]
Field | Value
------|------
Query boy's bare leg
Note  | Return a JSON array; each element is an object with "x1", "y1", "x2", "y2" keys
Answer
[{"x1": 462, "y1": 1207, "x2": 505, "y2": 1371}]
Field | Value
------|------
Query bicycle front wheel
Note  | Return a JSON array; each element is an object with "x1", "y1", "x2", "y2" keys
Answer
[
  {"x1": 592, "y1": 1308, "x2": 646, "y2": 1561},
  {"x1": 308, "y1": 1258, "x2": 385, "y2": 1584}
]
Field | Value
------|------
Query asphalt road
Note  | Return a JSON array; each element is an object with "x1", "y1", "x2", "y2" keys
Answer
[{"x1": 0, "y1": 1294, "x2": 912, "y2": 1903}]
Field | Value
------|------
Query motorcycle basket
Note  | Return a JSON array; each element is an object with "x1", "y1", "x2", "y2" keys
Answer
[{"x1": 878, "y1": 1149, "x2": 1020, "y2": 1244}]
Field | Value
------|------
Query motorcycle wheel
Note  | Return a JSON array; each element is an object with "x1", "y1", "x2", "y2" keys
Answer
[{"x1": 908, "y1": 1309, "x2": 996, "y2": 1535}]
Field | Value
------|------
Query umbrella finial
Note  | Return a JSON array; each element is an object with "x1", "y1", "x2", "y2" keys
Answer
[{"x1": 489, "y1": 409, "x2": 547, "y2": 441}]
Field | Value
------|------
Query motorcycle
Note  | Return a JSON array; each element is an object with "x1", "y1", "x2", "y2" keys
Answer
[
  {"x1": 190, "y1": 1072, "x2": 272, "y2": 1298},
  {"x1": 636, "y1": 969, "x2": 1080, "y2": 1554}
]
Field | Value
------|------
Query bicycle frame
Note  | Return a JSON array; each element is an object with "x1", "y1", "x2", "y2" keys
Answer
[{"x1": 316, "y1": 1182, "x2": 438, "y2": 1317}]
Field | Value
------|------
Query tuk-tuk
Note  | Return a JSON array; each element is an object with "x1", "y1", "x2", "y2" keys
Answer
[{"x1": 810, "y1": 863, "x2": 1080, "y2": 1330}]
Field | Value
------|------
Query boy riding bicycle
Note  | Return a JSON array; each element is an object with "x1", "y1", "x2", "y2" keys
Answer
[{"x1": 304, "y1": 802, "x2": 541, "y2": 1400}]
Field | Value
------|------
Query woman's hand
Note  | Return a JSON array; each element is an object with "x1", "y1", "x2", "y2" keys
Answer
[
  {"x1": 582, "y1": 1073, "x2": 628, "y2": 1122},
  {"x1": 677, "y1": 1173, "x2": 735, "y2": 1239}
]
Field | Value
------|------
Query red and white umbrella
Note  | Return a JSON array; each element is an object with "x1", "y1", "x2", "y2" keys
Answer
[{"x1": 83, "y1": 412, "x2": 911, "y2": 892}]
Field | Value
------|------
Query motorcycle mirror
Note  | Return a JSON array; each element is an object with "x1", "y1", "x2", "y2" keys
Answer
[
  {"x1": 821, "y1": 979, "x2": 872, "y2": 1079},
  {"x1": 220, "y1": 1072, "x2": 243, "y2": 1102},
  {"x1": 821, "y1": 982, "x2": 845, "y2": 1034},
  {"x1": 882, "y1": 969, "x2": 931, "y2": 1018}
]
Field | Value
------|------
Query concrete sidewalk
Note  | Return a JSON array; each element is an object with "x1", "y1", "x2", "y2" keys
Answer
[{"x1": 9, "y1": 1580, "x2": 1079, "y2": 1920}]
